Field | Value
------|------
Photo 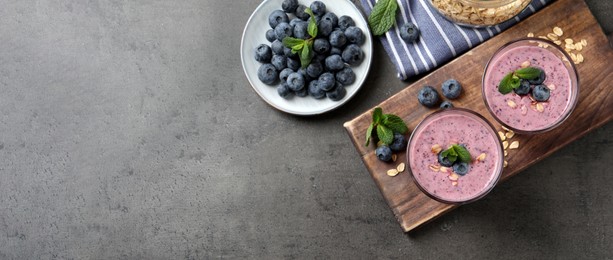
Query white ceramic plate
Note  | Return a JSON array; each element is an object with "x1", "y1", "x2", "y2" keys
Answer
[{"x1": 240, "y1": 0, "x2": 373, "y2": 115}]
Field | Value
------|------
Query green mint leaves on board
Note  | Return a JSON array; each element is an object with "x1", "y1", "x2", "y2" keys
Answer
[
  {"x1": 365, "y1": 107, "x2": 408, "y2": 146},
  {"x1": 368, "y1": 0, "x2": 398, "y2": 36},
  {"x1": 282, "y1": 8, "x2": 318, "y2": 68},
  {"x1": 498, "y1": 67, "x2": 541, "y2": 94},
  {"x1": 441, "y1": 144, "x2": 472, "y2": 164}
]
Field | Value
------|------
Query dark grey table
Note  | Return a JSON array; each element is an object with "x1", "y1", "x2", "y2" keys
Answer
[{"x1": 1, "y1": 1, "x2": 611, "y2": 259}]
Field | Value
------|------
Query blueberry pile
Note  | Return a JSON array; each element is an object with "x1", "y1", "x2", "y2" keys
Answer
[
  {"x1": 417, "y1": 78, "x2": 463, "y2": 109},
  {"x1": 375, "y1": 133, "x2": 406, "y2": 162},
  {"x1": 514, "y1": 68, "x2": 550, "y2": 102},
  {"x1": 254, "y1": 0, "x2": 366, "y2": 101},
  {"x1": 438, "y1": 145, "x2": 470, "y2": 176}
]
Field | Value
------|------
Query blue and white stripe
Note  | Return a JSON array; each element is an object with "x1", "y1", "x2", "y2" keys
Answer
[{"x1": 359, "y1": 0, "x2": 552, "y2": 80}]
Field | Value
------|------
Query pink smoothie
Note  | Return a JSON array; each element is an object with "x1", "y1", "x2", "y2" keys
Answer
[
  {"x1": 408, "y1": 109, "x2": 503, "y2": 203},
  {"x1": 483, "y1": 44, "x2": 575, "y2": 132}
]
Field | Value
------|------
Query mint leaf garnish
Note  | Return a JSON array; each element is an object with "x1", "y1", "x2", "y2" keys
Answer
[
  {"x1": 381, "y1": 114, "x2": 408, "y2": 134},
  {"x1": 498, "y1": 72, "x2": 515, "y2": 94},
  {"x1": 283, "y1": 37, "x2": 305, "y2": 48},
  {"x1": 452, "y1": 144, "x2": 472, "y2": 163},
  {"x1": 498, "y1": 66, "x2": 544, "y2": 94},
  {"x1": 373, "y1": 107, "x2": 383, "y2": 124},
  {"x1": 305, "y1": 8, "x2": 318, "y2": 38},
  {"x1": 300, "y1": 41, "x2": 313, "y2": 68},
  {"x1": 515, "y1": 67, "x2": 541, "y2": 80},
  {"x1": 376, "y1": 124, "x2": 393, "y2": 145},
  {"x1": 441, "y1": 147, "x2": 457, "y2": 163},
  {"x1": 365, "y1": 123, "x2": 375, "y2": 146},
  {"x1": 368, "y1": 0, "x2": 398, "y2": 36}
]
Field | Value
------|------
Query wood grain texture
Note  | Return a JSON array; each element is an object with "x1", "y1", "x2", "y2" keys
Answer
[{"x1": 343, "y1": 0, "x2": 613, "y2": 232}]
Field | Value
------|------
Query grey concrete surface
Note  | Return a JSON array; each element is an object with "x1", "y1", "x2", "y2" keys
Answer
[{"x1": 0, "y1": 0, "x2": 611, "y2": 259}]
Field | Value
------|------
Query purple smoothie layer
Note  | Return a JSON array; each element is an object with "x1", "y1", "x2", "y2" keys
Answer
[
  {"x1": 408, "y1": 110, "x2": 502, "y2": 203},
  {"x1": 484, "y1": 45, "x2": 573, "y2": 131}
]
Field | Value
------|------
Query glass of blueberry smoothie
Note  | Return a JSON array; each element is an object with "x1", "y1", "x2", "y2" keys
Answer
[
  {"x1": 482, "y1": 38, "x2": 579, "y2": 134},
  {"x1": 406, "y1": 108, "x2": 504, "y2": 204}
]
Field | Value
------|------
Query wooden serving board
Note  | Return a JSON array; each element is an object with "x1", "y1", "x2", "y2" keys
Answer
[{"x1": 343, "y1": 0, "x2": 613, "y2": 232}]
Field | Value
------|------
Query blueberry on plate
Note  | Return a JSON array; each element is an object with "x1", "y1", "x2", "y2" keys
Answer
[
  {"x1": 265, "y1": 29, "x2": 276, "y2": 42},
  {"x1": 514, "y1": 79, "x2": 531, "y2": 96},
  {"x1": 438, "y1": 151, "x2": 454, "y2": 167},
  {"x1": 376, "y1": 145, "x2": 393, "y2": 162},
  {"x1": 389, "y1": 133, "x2": 407, "y2": 152},
  {"x1": 324, "y1": 54, "x2": 345, "y2": 72},
  {"x1": 271, "y1": 40, "x2": 284, "y2": 55},
  {"x1": 268, "y1": 10, "x2": 289, "y2": 29},
  {"x1": 313, "y1": 38, "x2": 331, "y2": 54},
  {"x1": 329, "y1": 30, "x2": 347, "y2": 48},
  {"x1": 399, "y1": 22, "x2": 420, "y2": 43},
  {"x1": 532, "y1": 84, "x2": 550, "y2": 102},
  {"x1": 528, "y1": 68, "x2": 546, "y2": 85},
  {"x1": 344, "y1": 26, "x2": 364, "y2": 45},
  {"x1": 295, "y1": 86, "x2": 308, "y2": 97},
  {"x1": 295, "y1": 4, "x2": 310, "y2": 20},
  {"x1": 326, "y1": 82, "x2": 346, "y2": 101},
  {"x1": 417, "y1": 86, "x2": 440, "y2": 108},
  {"x1": 306, "y1": 80, "x2": 324, "y2": 99},
  {"x1": 306, "y1": 61, "x2": 324, "y2": 78},
  {"x1": 286, "y1": 72, "x2": 306, "y2": 91},
  {"x1": 330, "y1": 47, "x2": 342, "y2": 55},
  {"x1": 440, "y1": 101, "x2": 453, "y2": 109},
  {"x1": 286, "y1": 57, "x2": 300, "y2": 71},
  {"x1": 318, "y1": 72, "x2": 336, "y2": 91},
  {"x1": 335, "y1": 67, "x2": 355, "y2": 85},
  {"x1": 341, "y1": 44, "x2": 363, "y2": 66},
  {"x1": 279, "y1": 68, "x2": 294, "y2": 83},
  {"x1": 321, "y1": 12, "x2": 338, "y2": 27},
  {"x1": 310, "y1": 1, "x2": 326, "y2": 16},
  {"x1": 277, "y1": 83, "x2": 293, "y2": 99},
  {"x1": 257, "y1": 63, "x2": 278, "y2": 85},
  {"x1": 281, "y1": 0, "x2": 299, "y2": 13},
  {"x1": 254, "y1": 44, "x2": 272, "y2": 63},
  {"x1": 283, "y1": 47, "x2": 297, "y2": 58},
  {"x1": 441, "y1": 79, "x2": 462, "y2": 99},
  {"x1": 338, "y1": 15, "x2": 355, "y2": 30},
  {"x1": 274, "y1": 22, "x2": 293, "y2": 41},
  {"x1": 293, "y1": 21, "x2": 309, "y2": 39},
  {"x1": 453, "y1": 162, "x2": 470, "y2": 176},
  {"x1": 271, "y1": 54, "x2": 287, "y2": 71},
  {"x1": 317, "y1": 19, "x2": 334, "y2": 37}
]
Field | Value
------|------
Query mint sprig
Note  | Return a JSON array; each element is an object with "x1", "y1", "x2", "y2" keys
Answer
[
  {"x1": 368, "y1": 0, "x2": 398, "y2": 36},
  {"x1": 282, "y1": 8, "x2": 318, "y2": 68},
  {"x1": 440, "y1": 144, "x2": 472, "y2": 164},
  {"x1": 498, "y1": 66, "x2": 542, "y2": 94},
  {"x1": 364, "y1": 107, "x2": 409, "y2": 146}
]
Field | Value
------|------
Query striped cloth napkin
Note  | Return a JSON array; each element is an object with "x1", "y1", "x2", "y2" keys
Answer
[{"x1": 359, "y1": 0, "x2": 552, "y2": 80}]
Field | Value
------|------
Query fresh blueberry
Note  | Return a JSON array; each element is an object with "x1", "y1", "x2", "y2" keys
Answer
[
  {"x1": 313, "y1": 38, "x2": 331, "y2": 54},
  {"x1": 453, "y1": 162, "x2": 470, "y2": 176},
  {"x1": 389, "y1": 133, "x2": 407, "y2": 152},
  {"x1": 277, "y1": 83, "x2": 294, "y2": 99},
  {"x1": 326, "y1": 82, "x2": 346, "y2": 101},
  {"x1": 417, "y1": 86, "x2": 440, "y2": 108},
  {"x1": 341, "y1": 44, "x2": 363, "y2": 66},
  {"x1": 441, "y1": 79, "x2": 462, "y2": 99},
  {"x1": 399, "y1": 22, "x2": 420, "y2": 43},
  {"x1": 298, "y1": 68, "x2": 313, "y2": 82},
  {"x1": 271, "y1": 40, "x2": 284, "y2": 55},
  {"x1": 338, "y1": 15, "x2": 355, "y2": 30},
  {"x1": 310, "y1": 1, "x2": 326, "y2": 16},
  {"x1": 295, "y1": 5, "x2": 310, "y2": 20},
  {"x1": 314, "y1": 54, "x2": 327, "y2": 63},
  {"x1": 329, "y1": 30, "x2": 347, "y2": 48},
  {"x1": 268, "y1": 10, "x2": 289, "y2": 29},
  {"x1": 308, "y1": 80, "x2": 326, "y2": 99},
  {"x1": 344, "y1": 26, "x2": 365, "y2": 45},
  {"x1": 528, "y1": 68, "x2": 546, "y2": 85},
  {"x1": 254, "y1": 44, "x2": 272, "y2": 63},
  {"x1": 330, "y1": 47, "x2": 342, "y2": 55},
  {"x1": 317, "y1": 19, "x2": 334, "y2": 37},
  {"x1": 286, "y1": 57, "x2": 300, "y2": 71},
  {"x1": 438, "y1": 151, "x2": 454, "y2": 167},
  {"x1": 306, "y1": 61, "x2": 324, "y2": 78},
  {"x1": 258, "y1": 63, "x2": 278, "y2": 85},
  {"x1": 271, "y1": 54, "x2": 287, "y2": 70},
  {"x1": 265, "y1": 29, "x2": 276, "y2": 42},
  {"x1": 274, "y1": 22, "x2": 293, "y2": 41},
  {"x1": 318, "y1": 72, "x2": 335, "y2": 91},
  {"x1": 295, "y1": 86, "x2": 308, "y2": 97},
  {"x1": 375, "y1": 145, "x2": 393, "y2": 162},
  {"x1": 281, "y1": 0, "x2": 299, "y2": 13},
  {"x1": 283, "y1": 47, "x2": 298, "y2": 58},
  {"x1": 335, "y1": 67, "x2": 355, "y2": 85},
  {"x1": 286, "y1": 72, "x2": 306, "y2": 91},
  {"x1": 293, "y1": 21, "x2": 309, "y2": 39},
  {"x1": 289, "y1": 18, "x2": 302, "y2": 27},
  {"x1": 514, "y1": 79, "x2": 531, "y2": 96},
  {"x1": 532, "y1": 84, "x2": 550, "y2": 102},
  {"x1": 321, "y1": 12, "x2": 338, "y2": 27},
  {"x1": 324, "y1": 54, "x2": 345, "y2": 71},
  {"x1": 279, "y1": 68, "x2": 294, "y2": 83},
  {"x1": 440, "y1": 101, "x2": 453, "y2": 109}
]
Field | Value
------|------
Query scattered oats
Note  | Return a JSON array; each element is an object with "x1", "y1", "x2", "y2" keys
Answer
[
  {"x1": 507, "y1": 100, "x2": 517, "y2": 109},
  {"x1": 440, "y1": 166, "x2": 449, "y2": 173},
  {"x1": 397, "y1": 163, "x2": 405, "y2": 173},
  {"x1": 521, "y1": 60, "x2": 531, "y2": 68},
  {"x1": 448, "y1": 173, "x2": 459, "y2": 181},
  {"x1": 521, "y1": 104, "x2": 528, "y2": 115},
  {"x1": 570, "y1": 52, "x2": 577, "y2": 61},
  {"x1": 565, "y1": 43, "x2": 575, "y2": 50},
  {"x1": 562, "y1": 56, "x2": 569, "y2": 62},
  {"x1": 430, "y1": 0, "x2": 531, "y2": 26},
  {"x1": 504, "y1": 150, "x2": 508, "y2": 156},
  {"x1": 536, "y1": 102, "x2": 544, "y2": 112},
  {"x1": 564, "y1": 38, "x2": 574, "y2": 44},
  {"x1": 392, "y1": 154, "x2": 397, "y2": 162},
  {"x1": 451, "y1": 181, "x2": 458, "y2": 186},
  {"x1": 553, "y1": 26, "x2": 563, "y2": 36},
  {"x1": 477, "y1": 153, "x2": 487, "y2": 162},
  {"x1": 527, "y1": 32, "x2": 534, "y2": 37},
  {"x1": 505, "y1": 130, "x2": 515, "y2": 139},
  {"x1": 501, "y1": 125, "x2": 510, "y2": 131},
  {"x1": 577, "y1": 53, "x2": 584, "y2": 63},
  {"x1": 547, "y1": 33, "x2": 559, "y2": 41},
  {"x1": 554, "y1": 40, "x2": 562, "y2": 46},
  {"x1": 509, "y1": 140, "x2": 519, "y2": 149},
  {"x1": 504, "y1": 160, "x2": 508, "y2": 167},
  {"x1": 503, "y1": 140, "x2": 509, "y2": 149},
  {"x1": 498, "y1": 131, "x2": 506, "y2": 141},
  {"x1": 548, "y1": 83, "x2": 556, "y2": 90},
  {"x1": 538, "y1": 36, "x2": 548, "y2": 40},
  {"x1": 431, "y1": 144, "x2": 442, "y2": 154},
  {"x1": 387, "y1": 169, "x2": 399, "y2": 177},
  {"x1": 530, "y1": 102, "x2": 537, "y2": 112},
  {"x1": 581, "y1": 39, "x2": 587, "y2": 46},
  {"x1": 429, "y1": 164, "x2": 440, "y2": 172}
]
